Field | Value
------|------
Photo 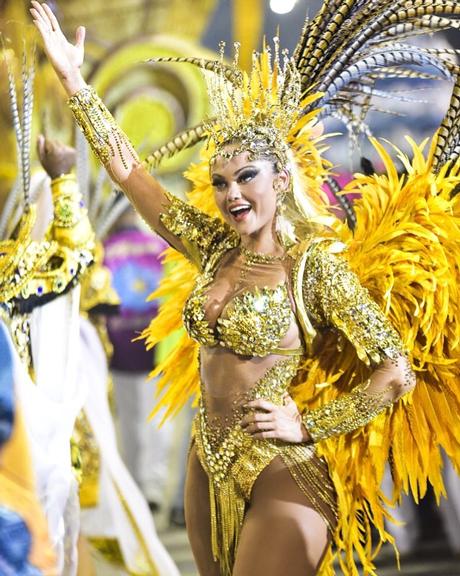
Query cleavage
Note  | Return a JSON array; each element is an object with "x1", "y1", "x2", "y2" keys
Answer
[{"x1": 200, "y1": 257, "x2": 288, "y2": 330}]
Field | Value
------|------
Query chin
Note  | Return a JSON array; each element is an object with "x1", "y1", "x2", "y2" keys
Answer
[{"x1": 228, "y1": 220, "x2": 257, "y2": 235}]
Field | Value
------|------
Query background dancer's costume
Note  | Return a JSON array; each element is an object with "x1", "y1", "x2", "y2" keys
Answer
[
  {"x1": 59, "y1": 1, "x2": 460, "y2": 574},
  {"x1": 0, "y1": 47, "x2": 94, "y2": 573},
  {"x1": 0, "y1": 41, "x2": 179, "y2": 574},
  {"x1": 73, "y1": 160, "x2": 180, "y2": 576}
]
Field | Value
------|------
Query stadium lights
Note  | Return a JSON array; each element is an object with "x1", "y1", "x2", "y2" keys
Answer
[{"x1": 270, "y1": 0, "x2": 297, "y2": 14}]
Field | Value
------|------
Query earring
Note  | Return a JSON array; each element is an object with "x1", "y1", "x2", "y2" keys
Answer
[{"x1": 274, "y1": 181, "x2": 286, "y2": 211}]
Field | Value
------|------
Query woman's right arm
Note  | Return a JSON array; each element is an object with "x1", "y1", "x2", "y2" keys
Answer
[{"x1": 30, "y1": 2, "x2": 227, "y2": 269}]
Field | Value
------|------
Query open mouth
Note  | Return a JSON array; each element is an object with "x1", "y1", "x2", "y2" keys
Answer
[{"x1": 229, "y1": 204, "x2": 252, "y2": 221}]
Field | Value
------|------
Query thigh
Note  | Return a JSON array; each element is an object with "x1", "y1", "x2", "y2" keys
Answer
[
  {"x1": 184, "y1": 444, "x2": 221, "y2": 576},
  {"x1": 232, "y1": 456, "x2": 330, "y2": 576}
]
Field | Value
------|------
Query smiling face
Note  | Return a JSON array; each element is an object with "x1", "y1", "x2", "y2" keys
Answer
[{"x1": 211, "y1": 148, "x2": 289, "y2": 240}]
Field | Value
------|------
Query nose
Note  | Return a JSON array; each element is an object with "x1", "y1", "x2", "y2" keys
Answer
[{"x1": 227, "y1": 181, "x2": 242, "y2": 202}]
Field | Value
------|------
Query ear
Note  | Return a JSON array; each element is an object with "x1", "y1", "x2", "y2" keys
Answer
[{"x1": 275, "y1": 168, "x2": 291, "y2": 192}]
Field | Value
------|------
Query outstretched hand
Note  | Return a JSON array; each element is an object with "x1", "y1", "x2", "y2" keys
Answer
[
  {"x1": 30, "y1": 1, "x2": 86, "y2": 94},
  {"x1": 241, "y1": 394, "x2": 311, "y2": 444}
]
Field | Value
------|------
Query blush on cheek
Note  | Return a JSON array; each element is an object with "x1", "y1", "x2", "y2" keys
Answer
[{"x1": 214, "y1": 195, "x2": 226, "y2": 217}]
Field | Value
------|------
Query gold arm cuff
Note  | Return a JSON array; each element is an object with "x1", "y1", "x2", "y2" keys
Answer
[
  {"x1": 303, "y1": 380, "x2": 392, "y2": 442},
  {"x1": 48, "y1": 173, "x2": 95, "y2": 252},
  {"x1": 67, "y1": 86, "x2": 136, "y2": 170}
]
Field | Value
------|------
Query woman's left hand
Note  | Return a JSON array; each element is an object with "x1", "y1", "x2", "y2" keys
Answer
[{"x1": 241, "y1": 394, "x2": 311, "y2": 444}]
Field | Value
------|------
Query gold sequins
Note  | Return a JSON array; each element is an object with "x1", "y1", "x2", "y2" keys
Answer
[
  {"x1": 302, "y1": 240, "x2": 404, "y2": 366},
  {"x1": 216, "y1": 286, "x2": 292, "y2": 357},
  {"x1": 68, "y1": 86, "x2": 137, "y2": 170},
  {"x1": 193, "y1": 356, "x2": 337, "y2": 575}
]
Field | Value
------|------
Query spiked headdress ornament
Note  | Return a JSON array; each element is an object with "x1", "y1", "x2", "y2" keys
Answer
[{"x1": 203, "y1": 40, "x2": 303, "y2": 170}]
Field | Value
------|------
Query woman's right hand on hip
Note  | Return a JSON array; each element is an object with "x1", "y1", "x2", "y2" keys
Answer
[{"x1": 30, "y1": 1, "x2": 86, "y2": 95}]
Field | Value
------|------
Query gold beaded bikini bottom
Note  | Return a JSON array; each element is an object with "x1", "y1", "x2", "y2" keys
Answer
[{"x1": 192, "y1": 356, "x2": 338, "y2": 575}]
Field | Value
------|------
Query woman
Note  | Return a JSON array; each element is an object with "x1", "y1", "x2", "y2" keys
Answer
[{"x1": 31, "y1": 2, "x2": 460, "y2": 575}]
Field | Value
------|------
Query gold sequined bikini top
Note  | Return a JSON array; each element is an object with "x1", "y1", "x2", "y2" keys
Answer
[{"x1": 183, "y1": 268, "x2": 305, "y2": 358}]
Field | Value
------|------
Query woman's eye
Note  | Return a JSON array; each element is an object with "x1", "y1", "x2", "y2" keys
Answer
[
  {"x1": 238, "y1": 170, "x2": 258, "y2": 183},
  {"x1": 212, "y1": 180, "x2": 227, "y2": 190}
]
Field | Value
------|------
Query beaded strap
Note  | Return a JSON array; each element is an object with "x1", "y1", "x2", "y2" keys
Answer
[
  {"x1": 303, "y1": 380, "x2": 393, "y2": 443},
  {"x1": 67, "y1": 86, "x2": 136, "y2": 170}
]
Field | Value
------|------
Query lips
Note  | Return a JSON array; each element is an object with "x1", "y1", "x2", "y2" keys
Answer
[{"x1": 229, "y1": 203, "x2": 252, "y2": 221}]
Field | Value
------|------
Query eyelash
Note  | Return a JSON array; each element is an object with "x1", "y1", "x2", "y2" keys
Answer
[{"x1": 212, "y1": 170, "x2": 258, "y2": 190}]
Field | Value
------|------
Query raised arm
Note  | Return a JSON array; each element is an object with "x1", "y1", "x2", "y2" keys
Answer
[
  {"x1": 30, "y1": 2, "x2": 227, "y2": 270},
  {"x1": 301, "y1": 241, "x2": 416, "y2": 443}
]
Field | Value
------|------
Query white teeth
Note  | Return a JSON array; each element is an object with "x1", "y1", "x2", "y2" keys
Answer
[{"x1": 229, "y1": 205, "x2": 251, "y2": 215}]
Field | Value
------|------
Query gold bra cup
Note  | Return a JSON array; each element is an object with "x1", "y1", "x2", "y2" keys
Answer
[
  {"x1": 183, "y1": 274, "x2": 218, "y2": 347},
  {"x1": 217, "y1": 286, "x2": 293, "y2": 356},
  {"x1": 183, "y1": 282, "x2": 301, "y2": 357}
]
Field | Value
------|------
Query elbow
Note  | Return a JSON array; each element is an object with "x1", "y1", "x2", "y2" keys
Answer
[{"x1": 391, "y1": 354, "x2": 416, "y2": 400}]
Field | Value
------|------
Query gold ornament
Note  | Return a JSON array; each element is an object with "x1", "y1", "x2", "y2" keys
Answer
[
  {"x1": 0, "y1": 206, "x2": 57, "y2": 303},
  {"x1": 0, "y1": 175, "x2": 95, "y2": 308},
  {"x1": 193, "y1": 356, "x2": 337, "y2": 575},
  {"x1": 80, "y1": 242, "x2": 120, "y2": 314},
  {"x1": 68, "y1": 87, "x2": 137, "y2": 170}
]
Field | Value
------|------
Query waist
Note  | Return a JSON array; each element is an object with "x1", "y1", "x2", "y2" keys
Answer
[{"x1": 200, "y1": 355, "x2": 301, "y2": 426}]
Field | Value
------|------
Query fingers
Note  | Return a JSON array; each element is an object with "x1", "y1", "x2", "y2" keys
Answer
[
  {"x1": 75, "y1": 26, "x2": 86, "y2": 50},
  {"x1": 242, "y1": 399, "x2": 279, "y2": 435},
  {"x1": 244, "y1": 420, "x2": 276, "y2": 435},
  {"x1": 251, "y1": 430, "x2": 278, "y2": 440},
  {"x1": 30, "y1": 1, "x2": 50, "y2": 27},
  {"x1": 42, "y1": 2, "x2": 60, "y2": 31},
  {"x1": 30, "y1": 3, "x2": 53, "y2": 38},
  {"x1": 245, "y1": 399, "x2": 276, "y2": 412},
  {"x1": 30, "y1": 3, "x2": 64, "y2": 41},
  {"x1": 31, "y1": 15, "x2": 48, "y2": 39},
  {"x1": 241, "y1": 411, "x2": 272, "y2": 428},
  {"x1": 30, "y1": 7, "x2": 47, "y2": 29}
]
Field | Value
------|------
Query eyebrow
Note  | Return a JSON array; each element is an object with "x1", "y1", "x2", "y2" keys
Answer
[{"x1": 212, "y1": 164, "x2": 257, "y2": 179}]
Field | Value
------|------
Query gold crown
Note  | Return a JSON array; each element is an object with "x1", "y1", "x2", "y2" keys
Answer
[{"x1": 206, "y1": 41, "x2": 303, "y2": 169}]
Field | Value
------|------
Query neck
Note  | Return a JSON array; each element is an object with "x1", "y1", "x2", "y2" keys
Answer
[{"x1": 240, "y1": 228, "x2": 284, "y2": 256}]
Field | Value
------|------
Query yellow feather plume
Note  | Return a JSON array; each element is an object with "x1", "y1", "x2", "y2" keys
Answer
[{"x1": 293, "y1": 136, "x2": 460, "y2": 574}]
